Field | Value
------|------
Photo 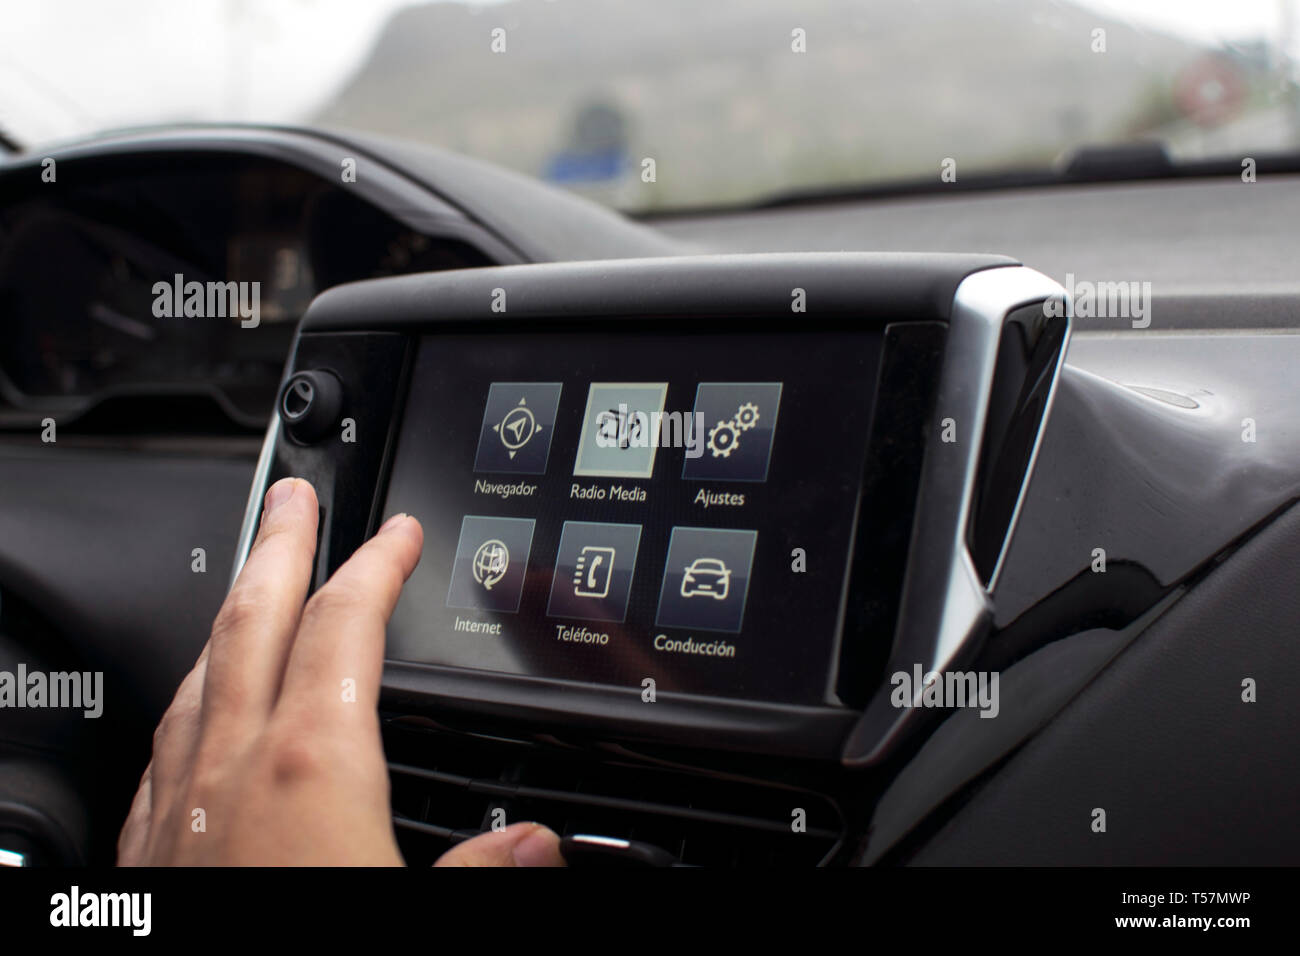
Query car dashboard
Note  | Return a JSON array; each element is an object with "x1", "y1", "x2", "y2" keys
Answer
[{"x1": 0, "y1": 126, "x2": 1297, "y2": 869}]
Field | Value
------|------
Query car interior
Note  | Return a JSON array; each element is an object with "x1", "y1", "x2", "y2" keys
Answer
[{"x1": 1, "y1": 0, "x2": 1297, "y2": 874}]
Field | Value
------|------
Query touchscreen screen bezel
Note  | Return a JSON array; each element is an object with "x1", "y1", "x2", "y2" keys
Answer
[
  {"x1": 234, "y1": 255, "x2": 1036, "y2": 759},
  {"x1": 380, "y1": 327, "x2": 882, "y2": 709}
]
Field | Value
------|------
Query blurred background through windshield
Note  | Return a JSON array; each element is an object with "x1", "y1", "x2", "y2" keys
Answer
[{"x1": 3, "y1": 0, "x2": 1298, "y2": 211}]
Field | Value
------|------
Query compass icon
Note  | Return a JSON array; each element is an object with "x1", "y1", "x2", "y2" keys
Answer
[
  {"x1": 494, "y1": 398, "x2": 538, "y2": 457},
  {"x1": 475, "y1": 383, "x2": 562, "y2": 474}
]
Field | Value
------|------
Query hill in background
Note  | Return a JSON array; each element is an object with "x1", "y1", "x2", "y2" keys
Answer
[{"x1": 314, "y1": 0, "x2": 1209, "y2": 210}]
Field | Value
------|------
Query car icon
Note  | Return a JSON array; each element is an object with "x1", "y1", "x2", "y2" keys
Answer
[{"x1": 680, "y1": 557, "x2": 731, "y2": 600}]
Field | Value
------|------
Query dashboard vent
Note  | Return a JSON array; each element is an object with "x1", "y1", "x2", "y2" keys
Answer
[{"x1": 384, "y1": 717, "x2": 847, "y2": 867}]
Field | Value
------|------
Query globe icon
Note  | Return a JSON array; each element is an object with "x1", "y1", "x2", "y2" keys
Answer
[{"x1": 472, "y1": 539, "x2": 509, "y2": 590}]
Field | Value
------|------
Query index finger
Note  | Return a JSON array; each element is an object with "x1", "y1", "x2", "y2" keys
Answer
[
  {"x1": 273, "y1": 513, "x2": 423, "y2": 733},
  {"x1": 200, "y1": 477, "x2": 320, "y2": 737}
]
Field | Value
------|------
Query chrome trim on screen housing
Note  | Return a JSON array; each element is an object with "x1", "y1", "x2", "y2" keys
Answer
[
  {"x1": 229, "y1": 418, "x2": 281, "y2": 590},
  {"x1": 841, "y1": 265, "x2": 1070, "y2": 766}
]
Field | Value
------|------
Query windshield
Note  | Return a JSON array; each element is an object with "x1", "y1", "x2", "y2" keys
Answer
[{"x1": 3, "y1": 0, "x2": 1298, "y2": 212}]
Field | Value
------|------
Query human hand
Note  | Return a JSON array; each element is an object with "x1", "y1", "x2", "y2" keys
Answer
[{"x1": 117, "y1": 477, "x2": 563, "y2": 867}]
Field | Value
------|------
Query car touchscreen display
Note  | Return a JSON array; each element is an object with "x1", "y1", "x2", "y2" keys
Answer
[{"x1": 382, "y1": 329, "x2": 880, "y2": 706}]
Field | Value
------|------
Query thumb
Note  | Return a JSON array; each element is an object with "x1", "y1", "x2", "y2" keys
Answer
[{"x1": 434, "y1": 822, "x2": 566, "y2": 867}]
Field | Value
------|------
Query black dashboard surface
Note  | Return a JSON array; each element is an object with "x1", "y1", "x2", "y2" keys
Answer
[{"x1": 653, "y1": 174, "x2": 1300, "y2": 314}]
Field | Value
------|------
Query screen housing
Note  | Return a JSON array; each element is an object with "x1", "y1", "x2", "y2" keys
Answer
[{"x1": 230, "y1": 254, "x2": 1067, "y2": 761}]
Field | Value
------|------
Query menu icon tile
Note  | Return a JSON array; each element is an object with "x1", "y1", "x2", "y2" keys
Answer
[
  {"x1": 682, "y1": 382, "x2": 783, "y2": 482},
  {"x1": 573, "y1": 382, "x2": 669, "y2": 479},
  {"x1": 446, "y1": 515, "x2": 536, "y2": 613},
  {"x1": 547, "y1": 521, "x2": 642, "y2": 623},
  {"x1": 655, "y1": 526, "x2": 758, "y2": 633},
  {"x1": 474, "y1": 382, "x2": 563, "y2": 475}
]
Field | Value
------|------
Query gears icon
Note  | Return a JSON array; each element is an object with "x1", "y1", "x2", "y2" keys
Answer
[
  {"x1": 685, "y1": 385, "x2": 782, "y2": 480},
  {"x1": 707, "y1": 419, "x2": 740, "y2": 458},
  {"x1": 734, "y1": 402, "x2": 760, "y2": 431},
  {"x1": 706, "y1": 401, "x2": 760, "y2": 458}
]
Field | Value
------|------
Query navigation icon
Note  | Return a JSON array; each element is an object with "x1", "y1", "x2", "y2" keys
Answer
[
  {"x1": 475, "y1": 383, "x2": 562, "y2": 474},
  {"x1": 494, "y1": 399, "x2": 538, "y2": 458}
]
